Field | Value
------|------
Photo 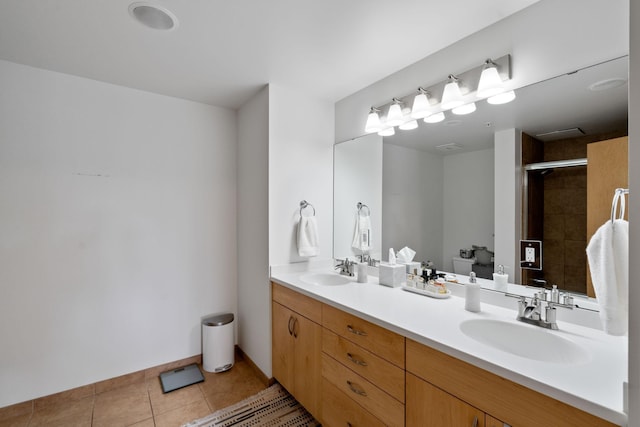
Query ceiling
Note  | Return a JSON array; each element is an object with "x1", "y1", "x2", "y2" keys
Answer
[
  {"x1": 0, "y1": 0, "x2": 539, "y2": 110},
  {"x1": 386, "y1": 56, "x2": 629, "y2": 154}
]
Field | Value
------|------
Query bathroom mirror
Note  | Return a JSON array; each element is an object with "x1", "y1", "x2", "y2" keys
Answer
[{"x1": 333, "y1": 55, "x2": 628, "y2": 297}]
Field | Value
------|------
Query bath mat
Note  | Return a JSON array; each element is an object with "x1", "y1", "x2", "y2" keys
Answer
[
  {"x1": 182, "y1": 383, "x2": 320, "y2": 427},
  {"x1": 159, "y1": 364, "x2": 204, "y2": 393}
]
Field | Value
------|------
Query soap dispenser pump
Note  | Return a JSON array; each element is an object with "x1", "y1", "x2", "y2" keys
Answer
[
  {"x1": 493, "y1": 264, "x2": 508, "y2": 291},
  {"x1": 465, "y1": 272, "x2": 481, "y2": 313}
]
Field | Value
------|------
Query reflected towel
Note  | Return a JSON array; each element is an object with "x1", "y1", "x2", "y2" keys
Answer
[
  {"x1": 351, "y1": 214, "x2": 371, "y2": 252},
  {"x1": 586, "y1": 219, "x2": 629, "y2": 335},
  {"x1": 297, "y1": 216, "x2": 319, "y2": 257}
]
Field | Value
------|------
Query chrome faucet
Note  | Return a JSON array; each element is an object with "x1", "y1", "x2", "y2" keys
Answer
[
  {"x1": 357, "y1": 253, "x2": 379, "y2": 267},
  {"x1": 509, "y1": 290, "x2": 573, "y2": 330},
  {"x1": 335, "y1": 258, "x2": 355, "y2": 277}
]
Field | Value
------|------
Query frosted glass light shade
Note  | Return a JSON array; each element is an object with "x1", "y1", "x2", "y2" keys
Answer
[
  {"x1": 477, "y1": 65, "x2": 505, "y2": 98},
  {"x1": 424, "y1": 112, "x2": 445, "y2": 123},
  {"x1": 487, "y1": 90, "x2": 516, "y2": 105},
  {"x1": 386, "y1": 102, "x2": 404, "y2": 127},
  {"x1": 441, "y1": 81, "x2": 465, "y2": 110},
  {"x1": 411, "y1": 93, "x2": 431, "y2": 119},
  {"x1": 364, "y1": 110, "x2": 382, "y2": 133},
  {"x1": 452, "y1": 102, "x2": 476, "y2": 115},
  {"x1": 378, "y1": 126, "x2": 395, "y2": 136},
  {"x1": 399, "y1": 119, "x2": 418, "y2": 130}
]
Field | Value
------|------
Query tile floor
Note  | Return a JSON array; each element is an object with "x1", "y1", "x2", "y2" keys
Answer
[{"x1": 0, "y1": 355, "x2": 267, "y2": 427}]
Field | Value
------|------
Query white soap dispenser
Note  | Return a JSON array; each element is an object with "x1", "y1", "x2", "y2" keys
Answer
[
  {"x1": 493, "y1": 264, "x2": 508, "y2": 291},
  {"x1": 465, "y1": 272, "x2": 481, "y2": 312}
]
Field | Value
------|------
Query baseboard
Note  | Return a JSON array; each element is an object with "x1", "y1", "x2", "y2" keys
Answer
[{"x1": 235, "y1": 345, "x2": 275, "y2": 387}]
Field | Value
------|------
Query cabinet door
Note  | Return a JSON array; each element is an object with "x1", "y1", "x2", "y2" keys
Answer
[
  {"x1": 486, "y1": 415, "x2": 509, "y2": 427},
  {"x1": 291, "y1": 312, "x2": 322, "y2": 417},
  {"x1": 272, "y1": 301, "x2": 295, "y2": 393},
  {"x1": 407, "y1": 373, "x2": 484, "y2": 427}
]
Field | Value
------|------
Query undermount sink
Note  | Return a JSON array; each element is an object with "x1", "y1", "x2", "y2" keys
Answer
[
  {"x1": 300, "y1": 272, "x2": 352, "y2": 286},
  {"x1": 459, "y1": 319, "x2": 589, "y2": 364}
]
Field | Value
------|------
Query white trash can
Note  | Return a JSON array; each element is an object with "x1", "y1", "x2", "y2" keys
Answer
[{"x1": 202, "y1": 313, "x2": 234, "y2": 373}]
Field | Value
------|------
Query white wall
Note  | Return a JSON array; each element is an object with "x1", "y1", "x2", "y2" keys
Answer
[
  {"x1": 334, "y1": 134, "x2": 383, "y2": 261},
  {"x1": 335, "y1": 0, "x2": 629, "y2": 142},
  {"x1": 0, "y1": 60, "x2": 237, "y2": 407},
  {"x1": 382, "y1": 144, "x2": 443, "y2": 267},
  {"x1": 627, "y1": 1, "x2": 639, "y2": 423},
  {"x1": 442, "y1": 149, "x2": 494, "y2": 272},
  {"x1": 237, "y1": 86, "x2": 270, "y2": 377},
  {"x1": 493, "y1": 129, "x2": 522, "y2": 283},
  {"x1": 268, "y1": 84, "x2": 334, "y2": 266}
]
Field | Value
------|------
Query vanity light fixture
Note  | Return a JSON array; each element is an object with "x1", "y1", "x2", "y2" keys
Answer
[
  {"x1": 410, "y1": 88, "x2": 432, "y2": 119},
  {"x1": 378, "y1": 126, "x2": 395, "y2": 136},
  {"x1": 362, "y1": 54, "x2": 513, "y2": 133},
  {"x1": 440, "y1": 75, "x2": 465, "y2": 110},
  {"x1": 364, "y1": 107, "x2": 382, "y2": 133},
  {"x1": 385, "y1": 98, "x2": 405, "y2": 127}
]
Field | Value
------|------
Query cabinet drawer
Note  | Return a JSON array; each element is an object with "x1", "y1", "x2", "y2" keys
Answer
[
  {"x1": 322, "y1": 328, "x2": 405, "y2": 402},
  {"x1": 322, "y1": 304, "x2": 405, "y2": 368},
  {"x1": 322, "y1": 353, "x2": 404, "y2": 427},
  {"x1": 321, "y1": 378, "x2": 386, "y2": 427},
  {"x1": 272, "y1": 282, "x2": 322, "y2": 323}
]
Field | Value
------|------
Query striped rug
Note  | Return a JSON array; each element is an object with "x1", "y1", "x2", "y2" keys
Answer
[{"x1": 182, "y1": 383, "x2": 320, "y2": 427}]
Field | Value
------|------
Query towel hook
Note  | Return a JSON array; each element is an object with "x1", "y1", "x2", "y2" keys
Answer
[
  {"x1": 610, "y1": 188, "x2": 629, "y2": 223},
  {"x1": 357, "y1": 202, "x2": 370, "y2": 217},
  {"x1": 299, "y1": 200, "x2": 316, "y2": 217}
]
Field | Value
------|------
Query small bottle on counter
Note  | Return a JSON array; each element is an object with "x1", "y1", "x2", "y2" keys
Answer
[
  {"x1": 465, "y1": 272, "x2": 481, "y2": 313},
  {"x1": 550, "y1": 284, "x2": 560, "y2": 303}
]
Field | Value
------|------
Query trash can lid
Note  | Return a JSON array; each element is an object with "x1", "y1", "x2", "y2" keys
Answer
[{"x1": 203, "y1": 313, "x2": 234, "y2": 326}]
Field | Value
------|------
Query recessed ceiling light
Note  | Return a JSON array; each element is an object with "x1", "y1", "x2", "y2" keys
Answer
[
  {"x1": 588, "y1": 78, "x2": 627, "y2": 92},
  {"x1": 129, "y1": 2, "x2": 178, "y2": 31},
  {"x1": 436, "y1": 143, "x2": 464, "y2": 151}
]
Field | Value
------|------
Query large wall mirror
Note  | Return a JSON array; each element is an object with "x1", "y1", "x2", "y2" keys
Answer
[{"x1": 333, "y1": 55, "x2": 628, "y2": 298}]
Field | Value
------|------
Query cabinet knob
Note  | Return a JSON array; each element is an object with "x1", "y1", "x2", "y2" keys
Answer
[
  {"x1": 346, "y1": 324, "x2": 368, "y2": 336},
  {"x1": 287, "y1": 316, "x2": 294, "y2": 336},
  {"x1": 292, "y1": 317, "x2": 298, "y2": 338},
  {"x1": 346, "y1": 352, "x2": 368, "y2": 367}
]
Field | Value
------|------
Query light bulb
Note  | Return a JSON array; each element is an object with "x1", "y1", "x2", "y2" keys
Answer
[
  {"x1": 378, "y1": 126, "x2": 395, "y2": 136},
  {"x1": 423, "y1": 112, "x2": 445, "y2": 124},
  {"x1": 477, "y1": 62, "x2": 505, "y2": 98},
  {"x1": 386, "y1": 100, "x2": 404, "y2": 127},
  {"x1": 487, "y1": 90, "x2": 516, "y2": 105},
  {"x1": 452, "y1": 102, "x2": 476, "y2": 115},
  {"x1": 441, "y1": 77, "x2": 465, "y2": 110},
  {"x1": 411, "y1": 91, "x2": 431, "y2": 119},
  {"x1": 399, "y1": 120, "x2": 418, "y2": 130},
  {"x1": 364, "y1": 108, "x2": 382, "y2": 133}
]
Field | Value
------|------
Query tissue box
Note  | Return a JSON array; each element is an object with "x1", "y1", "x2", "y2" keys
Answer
[
  {"x1": 400, "y1": 261, "x2": 421, "y2": 275},
  {"x1": 379, "y1": 264, "x2": 406, "y2": 288}
]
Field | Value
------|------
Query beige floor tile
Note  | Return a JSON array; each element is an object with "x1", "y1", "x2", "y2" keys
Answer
[
  {"x1": 93, "y1": 382, "x2": 152, "y2": 427},
  {"x1": 128, "y1": 418, "x2": 155, "y2": 427},
  {"x1": 28, "y1": 395, "x2": 93, "y2": 427},
  {"x1": 154, "y1": 399, "x2": 210, "y2": 427},
  {"x1": 0, "y1": 413, "x2": 30, "y2": 427},
  {"x1": 148, "y1": 378, "x2": 205, "y2": 416}
]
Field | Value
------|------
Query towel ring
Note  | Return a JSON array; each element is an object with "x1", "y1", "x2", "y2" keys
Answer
[
  {"x1": 357, "y1": 202, "x2": 370, "y2": 217},
  {"x1": 610, "y1": 188, "x2": 629, "y2": 222},
  {"x1": 299, "y1": 200, "x2": 316, "y2": 217}
]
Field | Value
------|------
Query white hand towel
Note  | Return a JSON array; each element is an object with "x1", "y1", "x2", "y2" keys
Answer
[
  {"x1": 586, "y1": 219, "x2": 629, "y2": 335},
  {"x1": 351, "y1": 214, "x2": 371, "y2": 252},
  {"x1": 297, "y1": 216, "x2": 319, "y2": 257}
]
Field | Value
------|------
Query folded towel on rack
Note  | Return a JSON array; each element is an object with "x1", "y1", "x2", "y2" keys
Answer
[
  {"x1": 351, "y1": 214, "x2": 371, "y2": 252},
  {"x1": 586, "y1": 219, "x2": 629, "y2": 335},
  {"x1": 297, "y1": 216, "x2": 319, "y2": 257}
]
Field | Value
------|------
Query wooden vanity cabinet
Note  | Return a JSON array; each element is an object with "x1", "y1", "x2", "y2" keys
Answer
[
  {"x1": 271, "y1": 283, "x2": 322, "y2": 419},
  {"x1": 406, "y1": 339, "x2": 617, "y2": 427}
]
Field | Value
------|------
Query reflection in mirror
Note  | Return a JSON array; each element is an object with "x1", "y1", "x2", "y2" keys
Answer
[{"x1": 334, "y1": 56, "x2": 628, "y2": 298}]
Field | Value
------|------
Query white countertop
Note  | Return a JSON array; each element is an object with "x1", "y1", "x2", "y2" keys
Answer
[{"x1": 271, "y1": 265, "x2": 628, "y2": 426}]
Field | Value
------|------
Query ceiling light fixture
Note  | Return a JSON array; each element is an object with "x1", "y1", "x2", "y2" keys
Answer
[
  {"x1": 363, "y1": 54, "x2": 513, "y2": 134},
  {"x1": 129, "y1": 2, "x2": 178, "y2": 31},
  {"x1": 364, "y1": 107, "x2": 382, "y2": 133}
]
